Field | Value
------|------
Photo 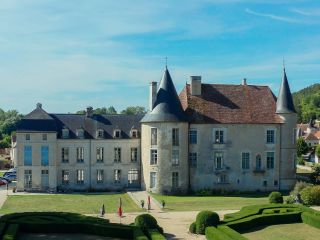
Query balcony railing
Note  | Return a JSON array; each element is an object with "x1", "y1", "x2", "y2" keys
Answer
[{"x1": 253, "y1": 167, "x2": 266, "y2": 173}]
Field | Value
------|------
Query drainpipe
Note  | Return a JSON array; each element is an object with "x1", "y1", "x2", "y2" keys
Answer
[
  {"x1": 187, "y1": 123, "x2": 191, "y2": 193},
  {"x1": 89, "y1": 139, "x2": 92, "y2": 191}
]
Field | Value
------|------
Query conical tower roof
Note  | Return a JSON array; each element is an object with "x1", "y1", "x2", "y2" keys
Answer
[
  {"x1": 276, "y1": 68, "x2": 296, "y2": 114},
  {"x1": 141, "y1": 68, "x2": 187, "y2": 122}
]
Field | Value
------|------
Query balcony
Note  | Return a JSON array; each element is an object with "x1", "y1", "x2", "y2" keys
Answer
[
  {"x1": 214, "y1": 165, "x2": 230, "y2": 174},
  {"x1": 253, "y1": 167, "x2": 266, "y2": 174}
]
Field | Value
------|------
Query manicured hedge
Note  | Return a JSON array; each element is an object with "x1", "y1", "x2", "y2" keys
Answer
[
  {"x1": 269, "y1": 191, "x2": 283, "y2": 204},
  {"x1": 134, "y1": 214, "x2": 164, "y2": 237},
  {"x1": 189, "y1": 222, "x2": 196, "y2": 234},
  {"x1": 223, "y1": 204, "x2": 299, "y2": 223},
  {"x1": 217, "y1": 225, "x2": 247, "y2": 240},
  {"x1": 148, "y1": 229, "x2": 166, "y2": 240},
  {"x1": 205, "y1": 226, "x2": 233, "y2": 240},
  {"x1": 3, "y1": 224, "x2": 19, "y2": 240},
  {"x1": 225, "y1": 211, "x2": 302, "y2": 232},
  {"x1": 0, "y1": 223, "x2": 6, "y2": 237},
  {"x1": 301, "y1": 212, "x2": 320, "y2": 229},
  {"x1": 195, "y1": 211, "x2": 220, "y2": 234},
  {"x1": 0, "y1": 212, "x2": 148, "y2": 240}
]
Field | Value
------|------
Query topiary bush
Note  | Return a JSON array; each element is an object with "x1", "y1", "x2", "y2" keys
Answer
[
  {"x1": 269, "y1": 191, "x2": 283, "y2": 204},
  {"x1": 189, "y1": 222, "x2": 196, "y2": 234},
  {"x1": 195, "y1": 211, "x2": 220, "y2": 235},
  {"x1": 134, "y1": 214, "x2": 158, "y2": 232},
  {"x1": 300, "y1": 185, "x2": 320, "y2": 205}
]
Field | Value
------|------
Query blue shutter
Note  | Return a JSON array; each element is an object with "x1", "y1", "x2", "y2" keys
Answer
[
  {"x1": 41, "y1": 146, "x2": 49, "y2": 166},
  {"x1": 24, "y1": 146, "x2": 32, "y2": 166}
]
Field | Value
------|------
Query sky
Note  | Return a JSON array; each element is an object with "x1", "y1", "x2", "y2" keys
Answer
[{"x1": 0, "y1": 0, "x2": 320, "y2": 114}]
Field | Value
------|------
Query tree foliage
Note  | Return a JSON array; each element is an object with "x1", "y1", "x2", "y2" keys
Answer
[
  {"x1": 310, "y1": 164, "x2": 320, "y2": 185},
  {"x1": 316, "y1": 145, "x2": 320, "y2": 159},
  {"x1": 0, "y1": 108, "x2": 22, "y2": 148},
  {"x1": 296, "y1": 137, "x2": 309, "y2": 157},
  {"x1": 120, "y1": 106, "x2": 146, "y2": 115},
  {"x1": 292, "y1": 83, "x2": 320, "y2": 123}
]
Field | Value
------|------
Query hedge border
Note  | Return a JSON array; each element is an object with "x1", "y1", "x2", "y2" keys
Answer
[{"x1": 205, "y1": 204, "x2": 320, "y2": 240}]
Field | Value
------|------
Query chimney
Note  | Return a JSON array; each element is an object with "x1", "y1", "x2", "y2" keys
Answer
[
  {"x1": 86, "y1": 106, "x2": 93, "y2": 117},
  {"x1": 36, "y1": 103, "x2": 42, "y2": 109},
  {"x1": 242, "y1": 78, "x2": 247, "y2": 85},
  {"x1": 149, "y1": 82, "x2": 157, "y2": 111},
  {"x1": 190, "y1": 76, "x2": 202, "y2": 95}
]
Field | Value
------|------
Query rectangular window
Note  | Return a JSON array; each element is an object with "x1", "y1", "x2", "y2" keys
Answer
[
  {"x1": 172, "y1": 128, "x2": 179, "y2": 146},
  {"x1": 62, "y1": 148, "x2": 69, "y2": 163},
  {"x1": 76, "y1": 147, "x2": 84, "y2": 162},
  {"x1": 114, "y1": 169, "x2": 121, "y2": 183},
  {"x1": 150, "y1": 149, "x2": 158, "y2": 165},
  {"x1": 214, "y1": 152, "x2": 223, "y2": 169},
  {"x1": 24, "y1": 146, "x2": 32, "y2": 166},
  {"x1": 266, "y1": 130, "x2": 275, "y2": 144},
  {"x1": 131, "y1": 147, "x2": 138, "y2": 162},
  {"x1": 24, "y1": 170, "x2": 32, "y2": 189},
  {"x1": 218, "y1": 174, "x2": 227, "y2": 183},
  {"x1": 41, "y1": 170, "x2": 49, "y2": 189},
  {"x1": 96, "y1": 147, "x2": 104, "y2": 162},
  {"x1": 189, "y1": 129, "x2": 197, "y2": 144},
  {"x1": 128, "y1": 169, "x2": 139, "y2": 184},
  {"x1": 172, "y1": 149, "x2": 179, "y2": 166},
  {"x1": 131, "y1": 130, "x2": 138, "y2": 138},
  {"x1": 76, "y1": 169, "x2": 84, "y2": 184},
  {"x1": 97, "y1": 130, "x2": 104, "y2": 138},
  {"x1": 41, "y1": 146, "x2": 49, "y2": 166},
  {"x1": 26, "y1": 134, "x2": 30, "y2": 141},
  {"x1": 151, "y1": 128, "x2": 157, "y2": 145},
  {"x1": 189, "y1": 152, "x2": 197, "y2": 168},
  {"x1": 42, "y1": 134, "x2": 47, "y2": 141},
  {"x1": 214, "y1": 130, "x2": 224, "y2": 144},
  {"x1": 62, "y1": 129, "x2": 69, "y2": 138},
  {"x1": 114, "y1": 130, "x2": 121, "y2": 138},
  {"x1": 97, "y1": 170, "x2": 104, "y2": 183},
  {"x1": 150, "y1": 172, "x2": 156, "y2": 188},
  {"x1": 172, "y1": 172, "x2": 179, "y2": 188},
  {"x1": 62, "y1": 170, "x2": 69, "y2": 184},
  {"x1": 241, "y1": 152, "x2": 250, "y2": 170},
  {"x1": 267, "y1": 152, "x2": 275, "y2": 169},
  {"x1": 114, "y1": 148, "x2": 121, "y2": 162}
]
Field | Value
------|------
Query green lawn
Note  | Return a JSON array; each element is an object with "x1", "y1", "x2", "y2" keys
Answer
[
  {"x1": 0, "y1": 193, "x2": 142, "y2": 214},
  {"x1": 152, "y1": 193, "x2": 271, "y2": 211},
  {"x1": 243, "y1": 223, "x2": 320, "y2": 240}
]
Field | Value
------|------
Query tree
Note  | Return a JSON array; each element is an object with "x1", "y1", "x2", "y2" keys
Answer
[
  {"x1": 316, "y1": 145, "x2": 320, "y2": 159},
  {"x1": 121, "y1": 106, "x2": 146, "y2": 115},
  {"x1": 310, "y1": 164, "x2": 320, "y2": 185},
  {"x1": 296, "y1": 137, "x2": 308, "y2": 157},
  {"x1": 76, "y1": 106, "x2": 117, "y2": 115},
  {"x1": 105, "y1": 106, "x2": 117, "y2": 114}
]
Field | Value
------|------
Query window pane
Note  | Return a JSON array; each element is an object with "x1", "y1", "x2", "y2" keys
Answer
[
  {"x1": 151, "y1": 128, "x2": 157, "y2": 145},
  {"x1": 24, "y1": 146, "x2": 32, "y2": 166},
  {"x1": 150, "y1": 149, "x2": 157, "y2": 165},
  {"x1": 189, "y1": 152, "x2": 197, "y2": 168},
  {"x1": 172, "y1": 128, "x2": 179, "y2": 146},
  {"x1": 150, "y1": 172, "x2": 156, "y2": 188},
  {"x1": 189, "y1": 129, "x2": 197, "y2": 144},
  {"x1": 41, "y1": 146, "x2": 49, "y2": 166},
  {"x1": 172, "y1": 150, "x2": 179, "y2": 166}
]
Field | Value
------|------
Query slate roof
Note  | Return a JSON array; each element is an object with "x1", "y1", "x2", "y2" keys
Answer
[
  {"x1": 276, "y1": 68, "x2": 296, "y2": 114},
  {"x1": 18, "y1": 109, "x2": 143, "y2": 139},
  {"x1": 141, "y1": 68, "x2": 187, "y2": 123},
  {"x1": 179, "y1": 83, "x2": 283, "y2": 124}
]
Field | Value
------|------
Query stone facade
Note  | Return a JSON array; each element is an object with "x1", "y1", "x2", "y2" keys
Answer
[{"x1": 14, "y1": 67, "x2": 297, "y2": 194}]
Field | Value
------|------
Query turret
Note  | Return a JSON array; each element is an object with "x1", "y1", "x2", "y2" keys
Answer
[
  {"x1": 276, "y1": 68, "x2": 297, "y2": 190},
  {"x1": 140, "y1": 68, "x2": 189, "y2": 194}
]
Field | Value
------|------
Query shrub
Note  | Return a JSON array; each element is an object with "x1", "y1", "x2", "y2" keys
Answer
[
  {"x1": 300, "y1": 185, "x2": 320, "y2": 205},
  {"x1": 134, "y1": 214, "x2": 163, "y2": 235},
  {"x1": 195, "y1": 211, "x2": 220, "y2": 235},
  {"x1": 189, "y1": 222, "x2": 196, "y2": 234},
  {"x1": 285, "y1": 195, "x2": 295, "y2": 204},
  {"x1": 148, "y1": 229, "x2": 166, "y2": 240},
  {"x1": 297, "y1": 157, "x2": 305, "y2": 165},
  {"x1": 269, "y1": 191, "x2": 283, "y2": 204},
  {"x1": 292, "y1": 181, "x2": 311, "y2": 196},
  {"x1": 195, "y1": 188, "x2": 212, "y2": 196}
]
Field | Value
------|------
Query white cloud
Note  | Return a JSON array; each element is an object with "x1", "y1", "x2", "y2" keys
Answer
[
  {"x1": 245, "y1": 8, "x2": 301, "y2": 23},
  {"x1": 291, "y1": 8, "x2": 320, "y2": 16}
]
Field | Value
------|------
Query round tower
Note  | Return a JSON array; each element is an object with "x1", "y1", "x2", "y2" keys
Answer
[
  {"x1": 140, "y1": 68, "x2": 189, "y2": 194},
  {"x1": 276, "y1": 68, "x2": 297, "y2": 190}
]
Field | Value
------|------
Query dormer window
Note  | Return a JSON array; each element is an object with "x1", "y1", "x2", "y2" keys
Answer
[
  {"x1": 96, "y1": 129, "x2": 104, "y2": 139},
  {"x1": 131, "y1": 129, "x2": 138, "y2": 138},
  {"x1": 76, "y1": 128, "x2": 84, "y2": 139},
  {"x1": 62, "y1": 128, "x2": 69, "y2": 139},
  {"x1": 114, "y1": 129, "x2": 121, "y2": 139}
]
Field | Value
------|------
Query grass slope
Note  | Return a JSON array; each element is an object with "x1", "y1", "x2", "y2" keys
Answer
[
  {"x1": 243, "y1": 223, "x2": 320, "y2": 240},
  {"x1": 0, "y1": 193, "x2": 141, "y2": 214},
  {"x1": 152, "y1": 193, "x2": 270, "y2": 211}
]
